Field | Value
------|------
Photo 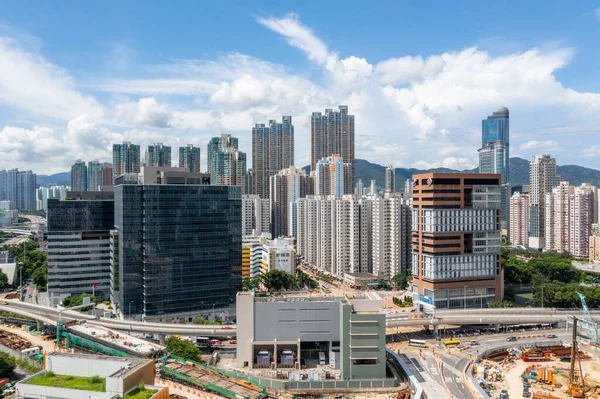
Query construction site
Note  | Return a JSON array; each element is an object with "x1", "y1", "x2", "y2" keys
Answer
[{"x1": 0, "y1": 328, "x2": 38, "y2": 352}]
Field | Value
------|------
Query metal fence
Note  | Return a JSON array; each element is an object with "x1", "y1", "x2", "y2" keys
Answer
[{"x1": 0, "y1": 342, "x2": 42, "y2": 371}]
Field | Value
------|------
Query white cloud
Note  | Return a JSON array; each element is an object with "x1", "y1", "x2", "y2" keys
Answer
[
  {"x1": 519, "y1": 140, "x2": 559, "y2": 151},
  {"x1": 412, "y1": 157, "x2": 476, "y2": 170},
  {"x1": 596, "y1": 7, "x2": 600, "y2": 21},
  {"x1": 581, "y1": 145, "x2": 600, "y2": 158},
  {"x1": 112, "y1": 97, "x2": 172, "y2": 128},
  {"x1": 0, "y1": 37, "x2": 102, "y2": 121}
]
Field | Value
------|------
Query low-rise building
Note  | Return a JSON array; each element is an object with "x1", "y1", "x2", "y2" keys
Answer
[
  {"x1": 242, "y1": 234, "x2": 295, "y2": 278},
  {"x1": 343, "y1": 272, "x2": 381, "y2": 288},
  {"x1": 16, "y1": 352, "x2": 168, "y2": 399},
  {"x1": 236, "y1": 291, "x2": 386, "y2": 380}
]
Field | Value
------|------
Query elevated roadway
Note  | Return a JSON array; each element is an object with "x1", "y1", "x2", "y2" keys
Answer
[{"x1": 3, "y1": 299, "x2": 598, "y2": 337}]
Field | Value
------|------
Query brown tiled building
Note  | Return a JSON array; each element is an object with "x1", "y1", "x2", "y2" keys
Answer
[{"x1": 411, "y1": 173, "x2": 503, "y2": 309}]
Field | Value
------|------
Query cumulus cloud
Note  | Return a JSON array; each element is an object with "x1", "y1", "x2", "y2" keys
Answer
[
  {"x1": 519, "y1": 140, "x2": 559, "y2": 151},
  {"x1": 596, "y1": 8, "x2": 600, "y2": 20},
  {"x1": 0, "y1": 37, "x2": 102, "y2": 121},
  {"x1": 581, "y1": 145, "x2": 600, "y2": 158},
  {"x1": 112, "y1": 97, "x2": 172, "y2": 128}
]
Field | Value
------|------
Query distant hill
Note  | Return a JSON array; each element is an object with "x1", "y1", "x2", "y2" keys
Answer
[
  {"x1": 38, "y1": 157, "x2": 600, "y2": 190},
  {"x1": 36, "y1": 172, "x2": 70, "y2": 187}
]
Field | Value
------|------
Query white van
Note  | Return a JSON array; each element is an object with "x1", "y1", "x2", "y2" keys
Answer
[{"x1": 318, "y1": 351, "x2": 326, "y2": 365}]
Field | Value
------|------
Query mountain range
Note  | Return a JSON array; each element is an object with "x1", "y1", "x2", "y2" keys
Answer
[{"x1": 37, "y1": 157, "x2": 600, "y2": 190}]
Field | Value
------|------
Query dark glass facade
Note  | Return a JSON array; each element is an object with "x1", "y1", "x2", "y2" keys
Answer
[
  {"x1": 48, "y1": 198, "x2": 114, "y2": 231},
  {"x1": 113, "y1": 184, "x2": 242, "y2": 316}
]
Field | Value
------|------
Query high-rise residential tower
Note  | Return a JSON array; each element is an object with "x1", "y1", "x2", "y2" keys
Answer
[
  {"x1": 315, "y1": 154, "x2": 350, "y2": 196},
  {"x1": 71, "y1": 160, "x2": 88, "y2": 192},
  {"x1": 241, "y1": 194, "x2": 271, "y2": 236},
  {"x1": 111, "y1": 166, "x2": 241, "y2": 320},
  {"x1": 145, "y1": 143, "x2": 171, "y2": 167},
  {"x1": 179, "y1": 144, "x2": 201, "y2": 173},
  {"x1": 311, "y1": 106, "x2": 355, "y2": 194},
  {"x1": 411, "y1": 173, "x2": 503, "y2": 309},
  {"x1": 529, "y1": 154, "x2": 559, "y2": 249},
  {"x1": 509, "y1": 192, "x2": 529, "y2": 246},
  {"x1": 270, "y1": 166, "x2": 313, "y2": 238},
  {"x1": 385, "y1": 165, "x2": 396, "y2": 193},
  {"x1": 207, "y1": 134, "x2": 246, "y2": 189},
  {"x1": 101, "y1": 163, "x2": 113, "y2": 187},
  {"x1": 252, "y1": 116, "x2": 294, "y2": 199},
  {"x1": 112, "y1": 141, "x2": 141, "y2": 178},
  {"x1": 87, "y1": 160, "x2": 103, "y2": 191},
  {"x1": 0, "y1": 169, "x2": 37, "y2": 210},
  {"x1": 479, "y1": 107, "x2": 510, "y2": 232}
]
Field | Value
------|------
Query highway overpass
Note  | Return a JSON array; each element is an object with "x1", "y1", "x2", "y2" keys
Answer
[{"x1": 3, "y1": 300, "x2": 598, "y2": 337}]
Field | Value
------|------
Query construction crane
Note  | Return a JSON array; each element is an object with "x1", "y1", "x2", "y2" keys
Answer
[
  {"x1": 577, "y1": 292, "x2": 599, "y2": 345},
  {"x1": 568, "y1": 317, "x2": 584, "y2": 398}
]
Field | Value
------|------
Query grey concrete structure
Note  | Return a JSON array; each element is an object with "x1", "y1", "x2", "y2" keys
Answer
[{"x1": 236, "y1": 292, "x2": 386, "y2": 380}]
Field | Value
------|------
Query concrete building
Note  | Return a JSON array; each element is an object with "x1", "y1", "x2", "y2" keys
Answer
[
  {"x1": 101, "y1": 163, "x2": 113, "y2": 187},
  {"x1": 47, "y1": 191, "x2": 114, "y2": 306},
  {"x1": 146, "y1": 142, "x2": 171, "y2": 167},
  {"x1": 385, "y1": 165, "x2": 396, "y2": 193},
  {"x1": 252, "y1": 116, "x2": 294, "y2": 199},
  {"x1": 545, "y1": 181, "x2": 572, "y2": 253},
  {"x1": 179, "y1": 144, "x2": 201, "y2": 173},
  {"x1": 296, "y1": 195, "x2": 371, "y2": 278},
  {"x1": 87, "y1": 160, "x2": 103, "y2": 191},
  {"x1": 315, "y1": 154, "x2": 350, "y2": 197},
  {"x1": 16, "y1": 352, "x2": 167, "y2": 399},
  {"x1": 411, "y1": 173, "x2": 503, "y2": 309},
  {"x1": 310, "y1": 106, "x2": 355, "y2": 195},
  {"x1": 372, "y1": 193, "x2": 412, "y2": 280},
  {"x1": 529, "y1": 154, "x2": 559, "y2": 250},
  {"x1": 111, "y1": 166, "x2": 240, "y2": 320},
  {"x1": 242, "y1": 194, "x2": 270, "y2": 236},
  {"x1": 355, "y1": 179, "x2": 364, "y2": 196},
  {"x1": 236, "y1": 292, "x2": 386, "y2": 380},
  {"x1": 71, "y1": 160, "x2": 88, "y2": 192},
  {"x1": 509, "y1": 192, "x2": 529, "y2": 246},
  {"x1": 207, "y1": 134, "x2": 246, "y2": 190},
  {"x1": 112, "y1": 141, "x2": 141, "y2": 178},
  {"x1": 0, "y1": 200, "x2": 18, "y2": 227},
  {"x1": 242, "y1": 234, "x2": 295, "y2": 279},
  {"x1": 590, "y1": 232, "x2": 600, "y2": 263},
  {"x1": 270, "y1": 166, "x2": 313, "y2": 238},
  {"x1": 0, "y1": 169, "x2": 37, "y2": 211},
  {"x1": 570, "y1": 185, "x2": 594, "y2": 257}
]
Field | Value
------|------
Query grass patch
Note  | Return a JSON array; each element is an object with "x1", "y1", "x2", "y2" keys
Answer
[
  {"x1": 124, "y1": 387, "x2": 158, "y2": 399},
  {"x1": 28, "y1": 372, "x2": 106, "y2": 392},
  {"x1": 15, "y1": 359, "x2": 42, "y2": 374}
]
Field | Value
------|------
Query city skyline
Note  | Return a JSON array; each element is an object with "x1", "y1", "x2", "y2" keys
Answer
[{"x1": 1, "y1": 3, "x2": 600, "y2": 173}]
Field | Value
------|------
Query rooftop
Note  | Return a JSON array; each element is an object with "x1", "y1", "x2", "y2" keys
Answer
[{"x1": 27, "y1": 373, "x2": 106, "y2": 392}]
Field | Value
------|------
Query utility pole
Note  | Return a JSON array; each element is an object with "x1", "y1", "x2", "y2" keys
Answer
[{"x1": 20, "y1": 240, "x2": 25, "y2": 302}]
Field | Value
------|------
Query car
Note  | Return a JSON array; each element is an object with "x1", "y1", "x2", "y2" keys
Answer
[
  {"x1": 560, "y1": 356, "x2": 571, "y2": 362},
  {"x1": 547, "y1": 334, "x2": 557, "y2": 339},
  {"x1": 229, "y1": 340, "x2": 237, "y2": 345},
  {"x1": 507, "y1": 336, "x2": 518, "y2": 342},
  {"x1": 470, "y1": 341, "x2": 480, "y2": 346}
]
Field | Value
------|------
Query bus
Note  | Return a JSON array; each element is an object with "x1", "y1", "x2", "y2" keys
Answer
[
  {"x1": 408, "y1": 339, "x2": 427, "y2": 347},
  {"x1": 196, "y1": 337, "x2": 210, "y2": 346},
  {"x1": 443, "y1": 338, "x2": 460, "y2": 346}
]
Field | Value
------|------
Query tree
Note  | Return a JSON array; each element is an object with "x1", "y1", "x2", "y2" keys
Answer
[
  {"x1": 0, "y1": 352, "x2": 15, "y2": 378},
  {"x1": 32, "y1": 268, "x2": 47, "y2": 291},
  {"x1": 392, "y1": 273, "x2": 412, "y2": 289},
  {"x1": 260, "y1": 270, "x2": 296, "y2": 292},
  {"x1": 296, "y1": 270, "x2": 318, "y2": 289},
  {"x1": 194, "y1": 317, "x2": 222, "y2": 325},
  {"x1": 0, "y1": 272, "x2": 8, "y2": 289},
  {"x1": 165, "y1": 336, "x2": 200, "y2": 362},
  {"x1": 241, "y1": 278, "x2": 259, "y2": 291},
  {"x1": 62, "y1": 293, "x2": 97, "y2": 311}
]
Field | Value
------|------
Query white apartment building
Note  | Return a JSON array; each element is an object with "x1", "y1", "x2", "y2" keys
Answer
[
  {"x1": 242, "y1": 234, "x2": 295, "y2": 278},
  {"x1": 529, "y1": 154, "x2": 559, "y2": 249},
  {"x1": 509, "y1": 192, "x2": 529, "y2": 246},
  {"x1": 242, "y1": 194, "x2": 270, "y2": 236},
  {"x1": 545, "y1": 182, "x2": 594, "y2": 257},
  {"x1": 296, "y1": 195, "x2": 371, "y2": 278},
  {"x1": 371, "y1": 193, "x2": 412, "y2": 279}
]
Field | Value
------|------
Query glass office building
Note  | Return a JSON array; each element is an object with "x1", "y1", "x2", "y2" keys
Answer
[{"x1": 112, "y1": 183, "x2": 242, "y2": 318}]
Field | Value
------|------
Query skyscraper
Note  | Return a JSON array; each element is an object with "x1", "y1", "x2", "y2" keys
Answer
[
  {"x1": 146, "y1": 143, "x2": 171, "y2": 167},
  {"x1": 87, "y1": 160, "x2": 103, "y2": 191},
  {"x1": 112, "y1": 141, "x2": 141, "y2": 178},
  {"x1": 71, "y1": 160, "x2": 88, "y2": 192},
  {"x1": 529, "y1": 154, "x2": 559, "y2": 249},
  {"x1": 111, "y1": 166, "x2": 241, "y2": 319},
  {"x1": 252, "y1": 116, "x2": 294, "y2": 199},
  {"x1": 411, "y1": 173, "x2": 503, "y2": 309},
  {"x1": 270, "y1": 166, "x2": 313, "y2": 238},
  {"x1": 47, "y1": 191, "x2": 114, "y2": 306},
  {"x1": 479, "y1": 107, "x2": 510, "y2": 231},
  {"x1": 101, "y1": 163, "x2": 113, "y2": 187},
  {"x1": 509, "y1": 192, "x2": 529, "y2": 246},
  {"x1": 315, "y1": 154, "x2": 350, "y2": 196},
  {"x1": 311, "y1": 106, "x2": 355, "y2": 194},
  {"x1": 0, "y1": 169, "x2": 37, "y2": 210},
  {"x1": 179, "y1": 144, "x2": 201, "y2": 173},
  {"x1": 241, "y1": 194, "x2": 270, "y2": 236},
  {"x1": 385, "y1": 165, "x2": 396, "y2": 193},
  {"x1": 207, "y1": 134, "x2": 246, "y2": 189}
]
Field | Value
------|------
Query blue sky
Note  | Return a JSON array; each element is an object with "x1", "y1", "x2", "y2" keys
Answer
[{"x1": 1, "y1": 1, "x2": 599, "y2": 173}]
